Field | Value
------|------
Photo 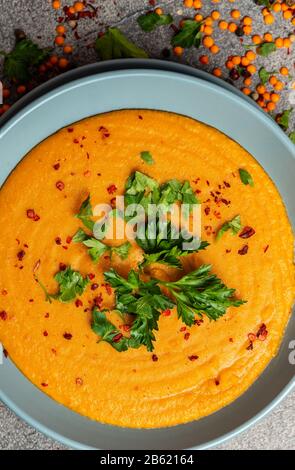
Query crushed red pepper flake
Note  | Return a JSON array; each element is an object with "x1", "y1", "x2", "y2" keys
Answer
[
  {"x1": 17, "y1": 250, "x2": 26, "y2": 261},
  {"x1": 102, "y1": 283, "x2": 112, "y2": 295},
  {"x1": 239, "y1": 226, "x2": 255, "y2": 239},
  {"x1": 67, "y1": 127, "x2": 74, "y2": 133},
  {"x1": 56, "y1": 180, "x2": 65, "y2": 191},
  {"x1": 188, "y1": 355, "x2": 199, "y2": 361},
  {"x1": 75, "y1": 299, "x2": 83, "y2": 307},
  {"x1": 3, "y1": 349, "x2": 8, "y2": 358},
  {"x1": 41, "y1": 382, "x2": 48, "y2": 387},
  {"x1": 152, "y1": 354, "x2": 158, "y2": 362},
  {"x1": 63, "y1": 332, "x2": 72, "y2": 340},
  {"x1": 194, "y1": 319, "x2": 203, "y2": 326},
  {"x1": 91, "y1": 283, "x2": 99, "y2": 290},
  {"x1": 94, "y1": 293, "x2": 103, "y2": 308},
  {"x1": 204, "y1": 206, "x2": 210, "y2": 215},
  {"x1": 53, "y1": 163, "x2": 60, "y2": 170},
  {"x1": 0, "y1": 311, "x2": 8, "y2": 320},
  {"x1": 59, "y1": 263, "x2": 67, "y2": 271},
  {"x1": 98, "y1": 126, "x2": 110, "y2": 139},
  {"x1": 215, "y1": 379, "x2": 220, "y2": 386},
  {"x1": 162, "y1": 309, "x2": 171, "y2": 316},
  {"x1": 75, "y1": 377, "x2": 83, "y2": 386},
  {"x1": 107, "y1": 184, "x2": 117, "y2": 194},
  {"x1": 88, "y1": 273, "x2": 95, "y2": 280},
  {"x1": 238, "y1": 244, "x2": 249, "y2": 255},
  {"x1": 44, "y1": 312, "x2": 49, "y2": 318},
  {"x1": 43, "y1": 330, "x2": 48, "y2": 337},
  {"x1": 55, "y1": 237, "x2": 62, "y2": 245},
  {"x1": 2, "y1": 289, "x2": 8, "y2": 296},
  {"x1": 26, "y1": 209, "x2": 40, "y2": 221},
  {"x1": 113, "y1": 333, "x2": 123, "y2": 343},
  {"x1": 257, "y1": 323, "x2": 268, "y2": 341},
  {"x1": 180, "y1": 326, "x2": 186, "y2": 332},
  {"x1": 184, "y1": 332, "x2": 190, "y2": 341},
  {"x1": 66, "y1": 236, "x2": 72, "y2": 244},
  {"x1": 264, "y1": 245, "x2": 269, "y2": 253}
]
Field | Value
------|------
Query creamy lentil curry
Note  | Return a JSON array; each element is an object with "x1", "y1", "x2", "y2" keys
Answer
[{"x1": 0, "y1": 110, "x2": 294, "y2": 428}]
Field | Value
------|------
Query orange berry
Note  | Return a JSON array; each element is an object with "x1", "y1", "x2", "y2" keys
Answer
[
  {"x1": 204, "y1": 25, "x2": 213, "y2": 35},
  {"x1": 213, "y1": 67, "x2": 222, "y2": 77},
  {"x1": 280, "y1": 66, "x2": 289, "y2": 75},
  {"x1": 275, "y1": 37, "x2": 283, "y2": 48},
  {"x1": 281, "y1": 3, "x2": 288, "y2": 12},
  {"x1": 263, "y1": 92, "x2": 271, "y2": 101},
  {"x1": 232, "y1": 56, "x2": 241, "y2": 65},
  {"x1": 219, "y1": 20, "x2": 228, "y2": 30},
  {"x1": 242, "y1": 87, "x2": 251, "y2": 95},
  {"x1": 155, "y1": 8, "x2": 163, "y2": 15},
  {"x1": 58, "y1": 58, "x2": 69, "y2": 69},
  {"x1": 204, "y1": 17, "x2": 213, "y2": 26},
  {"x1": 55, "y1": 35, "x2": 65, "y2": 46},
  {"x1": 264, "y1": 14, "x2": 274, "y2": 24},
  {"x1": 231, "y1": 9, "x2": 240, "y2": 19},
  {"x1": 243, "y1": 25, "x2": 252, "y2": 35},
  {"x1": 173, "y1": 46, "x2": 184, "y2": 56},
  {"x1": 193, "y1": 0, "x2": 202, "y2": 8},
  {"x1": 74, "y1": 1, "x2": 84, "y2": 12},
  {"x1": 247, "y1": 64, "x2": 256, "y2": 74},
  {"x1": 283, "y1": 10, "x2": 292, "y2": 20},
  {"x1": 267, "y1": 101, "x2": 276, "y2": 111},
  {"x1": 52, "y1": 1, "x2": 60, "y2": 9},
  {"x1": 269, "y1": 75, "x2": 277, "y2": 85},
  {"x1": 56, "y1": 25, "x2": 66, "y2": 34},
  {"x1": 262, "y1": 7, "x2": 269, "y2": 16},
  {"x1": 194, "y1": 14, "x2": 203, "y2": 21},
  {"x1": 243, "y1": 16, "x2": 252, "y2": 26},
  {"x1": 263, "y1": 32, "x2": 273, "y2": 42},
  {"x1": 272, "y1": 2, "x2": 281, "y2": 12},
  {"x1": 184, "y1": 0, "x2": 193, "y2": 6},
  {"x1": 252, "y1": 35, "x2": 261, "y2": 45},
  {"x1": 226, "y1": 60, "x2": 234, "y2": 69},
  {"x1": 0, "y1": 104, "x2": 10, "y2": 114},
  {"x1": 244, "y1": 77, "x2": 252, "y2": 86},
  {"x1": 50, "y1": 55, "x2": 58, "y2": 65},
  {"x1": 283, "y1": 38, "x2": 291, "y2": 48},
  {"x1": 270, "y1": 93, "x2": 280, "y2": 103},
  {"x1": 228, "y1": 22, "x2": 237, "y2": 32},
  {"x1": 246, "y1": 50, "x2": 256, "y2": 61},
  {"x1": 210, "y1": 44, "x2": 219, "y2": 54},
  {"x1": 241, "y1": 56, "x2": 250, "y2": 66},
  {"x1": 16, "y1": 85, "x2": 26, "y2": 94},
  {"x1": 211, "y1": 10, "x2": 220, "y2": 20},
  {"x1": 199, "y1": 55, "x2": 209, "y2": 64},
  {"x1": 63, "y1": 45, "x2": 73, "y2": 54},
  {"x1": 274, "y1": 81, "x2": 284, "y2": 91},
  {"x1": 203, "y1": 36, "x2": 214, "y2": 48},
  {"x1": 292, "y1": 18, "x2": 295, "y2": 26},
  {"x1": 256, "y1": 84, "x2": 266, "y2": 94}
]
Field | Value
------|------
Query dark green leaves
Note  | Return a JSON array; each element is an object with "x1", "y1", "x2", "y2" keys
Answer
[
  {"x1": 216, "y1": 215, "x2": 242, "y2": 241},
  {"x1": 239, "y1": 168, "x2": 254, "y2": 187},
  {"x1": 258, "y1": 67, "x2": 276, "y2": 85},
  {"x1": 277, "y1": 109, "x2": 292, "y2": 131},
  {"x1": 75, "y1": 195, "x2": 94, "y2": 231},
  {"x1": 92, "y1": 308, "x2": 129, "y2": 352},
  {"x1": 257, "y1": 42, "x2": 276, "y2": 56},
  {"x1": 161, "y1": 264, "x2": 246, "y2": 326},
  {"x1": 73, "y1": 228, "x2": 131, "y2": 262},
  {"x1": 1, "y1": 38, "x2": 49, "y2": 82},
  {"x1": 137, "y1": 12, "x2": 173, "y2": 32},
  {"x1": 36, "y1": 266, "x2": 89, "y2": 303},
  {"x1": 140, "y1": 151, "x2": 154, "y2": 165},
  {"x1": 95, "y1": 27, "x2": 148, "y2": 60},
  {"x1": 171, "y1": 20, "x2": 202, "y2": 49},
  {"x1": 124, "y1": 171, "x2": 160, "y2": 215}
]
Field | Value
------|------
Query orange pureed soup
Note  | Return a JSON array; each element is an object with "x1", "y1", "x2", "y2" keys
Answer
[{"x1": 0, "y1": 110, "x2": 294, "y2": 428}]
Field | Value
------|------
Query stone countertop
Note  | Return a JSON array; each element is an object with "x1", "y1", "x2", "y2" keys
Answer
[{"x1": 0, "y1": 0, "x2": 294, "y2": 450}]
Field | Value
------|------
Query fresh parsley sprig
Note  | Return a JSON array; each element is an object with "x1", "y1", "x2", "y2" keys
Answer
[
  {"x1": 35, "y1": 266, "x2": 89, "y2": 303},
  {"x1": 73, "y1": 228, "x2": 131, "y2": 262}
]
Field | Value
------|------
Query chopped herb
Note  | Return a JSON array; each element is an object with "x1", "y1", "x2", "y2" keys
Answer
[
  {"x1": 158, "y1": 179, "x2": 199, "y2": 214},
  {"x1": 92, "y1": 308, "x2": 129, "y2": 352},
  {"x1": 216, "y1": 215, "x2": 242, "y2": 241},
  {"x1": 124, "y1": 171, "x2": 160, "y2": 217},
  {"x1": 258, "y1": 67, "x2": 276, "y2": 85},
  {"x1": 35, "y1": 266, "x2": 89, "y2": 303},
  {"x1": 75, "y1": 195, "x2": 94, "y2": 231},
  {"x1": 140, "y1": 151, "x2": 154, "y2": 165},
  {"x1": 257, "y1": 42, "x2": 276, "y2": 57},
  {"x1": 160, "y1": 264, "x2": 246, "y2": 326},
  {"x1": 171, "y1": 20, "x2": 202, "y2": 49},
  {"x1": 277, "y1": 109, "x2": 292, "y2": 131},
  {"x1": 95, "y1": 27, "x2": 148, "y2": 60},
  {"x1": 137, "y1": 12, "x2": 173, "y2": 32},
  {"x1": 239, "y1": 168, "x2": 254, "y2": 187},
  {"x1": 255, "y1": 0, "x2": 271, "y2": 6},
  {"x1": 73, "y1": 228, "x2": 131, "y2": 262},
  {"x1": 0, "y1": 36, "x2": 49, "y2": 82},
  {"x1": 289, "y1": 131, "x2": 295, "y2": 144}
]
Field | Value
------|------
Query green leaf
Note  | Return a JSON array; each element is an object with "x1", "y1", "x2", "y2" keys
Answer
[
  {"x1": 2, "y1": 38, "x2": 49, "y2": 82},
  {"x1": 277, "y1": 109, "x2": 292, "y2": 131},
  {"x1": 124, "y1": 171, "x2": 160, "y2": 217},
  {"x1": 112, "y1": 241, "x2": 131, "y2": 260},
  {"x1": 35, "y1": 266, "x2": 89, "y2": 303},
  {"x1": 73, "y1": 229, "x2": 131, "y2": 262},
  {"x1": 95, "y1": 27, "x2": 148, "y2": 60},
  {"x1": 137, "y1": 12, "x2": 173, "y2": 32},
  {"x1": 216, "y1": 215, "x2": 242, "y2": 241},
  {"x1": 75, "y1": 195, "x2": 94, "y2": 231},
  {"x1": 82, "y1": 237, "x2": 110, "y2": 262},
  {"x1": 92, "y1": 308, "x2": 129, "y2": 352},
  {"x1": 171, "y1": 20, "x2": 202, "y2": 49},
  {"x1": 239, "y1": 168, "x2": 254, "y2": 187},
  {"x1": 258, "y1": 67, "x2": 276, "y2": 85},
  {"x1": 255, "y1": 0, "x2": 271, "y2": 6},
  {"x1": 257, "y1": 42, "x2": 276, "y2": 56},
  {"x1": 140, "y1": 151, "x2": 154, "y2": 165},
  {"x1": 289, "y1": 131, "x2": 295, "y2": 144}
]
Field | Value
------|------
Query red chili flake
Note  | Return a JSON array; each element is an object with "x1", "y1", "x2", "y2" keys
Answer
[
  {"x1": 138, "y1": 115, "x2": 143, "y2": 120},
  {"x1": 239, "y1": 226, "x2": 255, "y2": 239},
  {"x1": 67, "y1": 127, "x2": 74, "y2": 133},
  {"x1": 238, "y1": 244, "x2": 248, "y2": 255},
  {"x1": 91, "y1": 283, "x2": 99, "y2": 291},
  {"x1": 75, "y1": 377, "x2": 83, "y2": 386},
  {"x1": 66, "y1": 236, "x2": 72, "y2": 244},
  {"x1": 204, "y1": 206, "x2": 210, "y2": 215},
  {"x1": 264, "y1": 245, "x2": 269, "y2": 253},
  {"x1": 107, "y1": 184, "x2": 117, "y2": 195},
  {"x1": 83, "y1": 170, "x2": 91, "y2": 177},
  {"x1": 44, "y1": 312, "x2": 49, "y2": 318},
  {"x1": 53, "y1": 163, "x2": 60, "y2": 170},
  {"x1": 51, "y1": 348, "x2": 57, "y2": 355},
  {"x1": 87, "y1": 274, "x2": 95, "y2": 282},
  {"x1": 56, "y1": 181, "x2": 65, "y2": 191},
  {"x1": 248, "y1": 333, "x2": 256, "y2": 342},
  {"x1": 184, "y1": 332, "x2": 190, "y2": 341},
  {"x1": 110, "y1": 197, "x2": 116, "y2": 208},
  {"x1": 215, "y1": 379, "x2": 220, "y2": 386},
  {"x1": 55, "y1": 237, "x2": 62, "y2": 245},
  {"x1": 63, "y1": 332, "x2": 72, "y2": 340},
  {"x1": 213, "y1": 210, "x2": 221, "y2": 219},
  {"x1": 149, "y1": 0, "x2": 156, "y2": 6},
  {"x1": 94, "y1": 294, "x2": 103, "y2": 308},
  {"x1": 0, "y1": 311, "x2": 7, "y2": 320},
  {"x1": 122, "y1": 324, "x2": 131, "y2": 332},
  {"x1": 257, "y1": 323, "x2": 268, "y2": 341},
  {"x1": 180, "y1": 326, "x2": 186, "y2": 332},
  {"x1": 75, "y1": 299, "x2": 83, "y2": 308},
  {"x1": 3, "y1": 349, "x2": 8, "y2": 358},
  {"x1": 98, "y1": 126, "x2": 110, "y2": 139},
  {"x1": 101, "y1": 283, "x2": 112, "y2": 295},
  {"x1": 193, "y1": 177, "x2": 200, "y2": 184},
  {"x1": 1, "y1": 289, "x2": 8, "y2": 296},
  {"x1": 225, "y1": 249, "x2": 231, "y2": 253},
  {"x1": 29, "y1": 298, "x2": 34, "y2": 303},
  {"x1": 26, "y1": 209, "x2": 40, "y2": 221},
  {"x1": 17, "y1": 250, "x2": 25, "y2": 261},
  {"x1": 188, "y1": 355, "x2": 199, "y2": 361},
  {"x1": 162, "y1": 309, "x2": 171, "y2": 316},
  {"x1": 195, "y1": 189, "x2": 201, "y2": 195},
  {"x1": 194, "y1": 319, "x2": 203, "y2": 326},
  {"x1": 62, "y1": 245, "x2": 68, "y2": 250},
  {"x1": 43, "y1": 331, "x2": 48, "y2": 337},
  {"x1": 113, "y1": 333, "x2": 123, "y2": 343},
  {"x1": 224, "y1": 181, "x2": 231, "y2": 188},
  {"x1": 24, "y1": 243, "x2": 29, "y2": 248},
  {"x1": 229, "y1": 337, "x2": 234, "y2": 343},
  {"x1": 41, "y1": 382, "x2": 48, "y2": 387},
  {"x1": 152, "y1": 354, "x2": 158, "y2": 362},
  {"x1": 59, "y1": 263, "x2": 67, "y2": 271},
  {"x1": 73, "y1": 138, "x2": 79, "y2": 144},
  {"x1": 247, "y1": 341, "x2": 254, "y2": 351}
]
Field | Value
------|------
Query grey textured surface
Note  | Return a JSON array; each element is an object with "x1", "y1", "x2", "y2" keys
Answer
[{"x1": 0, "y1": 0, "x2": 294, "y2": 450}]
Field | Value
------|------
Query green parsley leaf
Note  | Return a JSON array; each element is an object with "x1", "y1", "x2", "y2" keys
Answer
[
  {"x1": 92, "y1": 308, "x2": 129, "y2": 352},
  {"x1": 1, "y1": 38, "x2": 49, "y2": 82},
  {"x1": 137, "y1": 12, "x2": 173, "y2": 32},
  {"x1": 255, "y1": 0, "x2": 271, "y2": 6},
  {"x1": 73, "y1": 228, "x2": 131, "y2": 262},
  {"x1": 75, "y1": 195, "x2": 94, "y2": 231},
  {"x1": 95, "y1": 27, "x2": 148, "y2": 60},
  {"x1": 258, "y1": 67, "x2": 276, "y2": 85},
  {"x1": 160, "y1": 264, "x2": 246, "y2": 326},
  {"x1": 111, "y1": 241, "x2": 132, "y2": 260},
  {"x1": 216, "y1": 215, "x2": 242, "y2": 241},
  {"x1": 239, "y1": 168, "x2": 254, "y2": 187},
  {"x1": 289, "y1": 131, "x2": 295, "y2": 144},
  {"x1": 277, "y1": 109, "x2": 292, "y2": 130},
  {"x1": 171, "y1": 20, "x2": 202, "y2": 49},
  {"x1": 257, "y1": 42, "x2": 276, "y2": 56},
  {"x1": 124, "y1": 171, "x2": 160, "y2": 217},
  {"x1": 36, "y1": 266, "x2": 89, "y2": 303},
  {"x1": 158, "y1": 179, "x2": 199, "y2": 213},
  {"x1": 140, "y1": 151, "x2": 154, "y2": 165}
]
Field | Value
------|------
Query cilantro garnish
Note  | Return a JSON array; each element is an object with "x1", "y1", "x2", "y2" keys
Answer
[
  {"x1": 35, "y1": 266, "x2": 89, "y2": 303},
  {"x1": 137, "y1": 12, "x2": 173, "y2": 32},
  {"x1": 140, "y1": 151, "x2": 154, "y2": 165},
  {"x1": 216, "y1": 215, "x2": 242, "y2": 241},
  {"x1": 239, "y1": 169, "x2": 254, "y2": 187},
  {"x1": 75, "y1": 195, "x2": 95, "y2": 231},
  {"x1": 73, "y1": 228, "x2": 131, "y2": 262},
  {"x1": 92, "y1": 308, "x2": 129, "y2": 352},
  {"x1": 95, "y1": 27, "x2": 148, "y2": 60}
]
